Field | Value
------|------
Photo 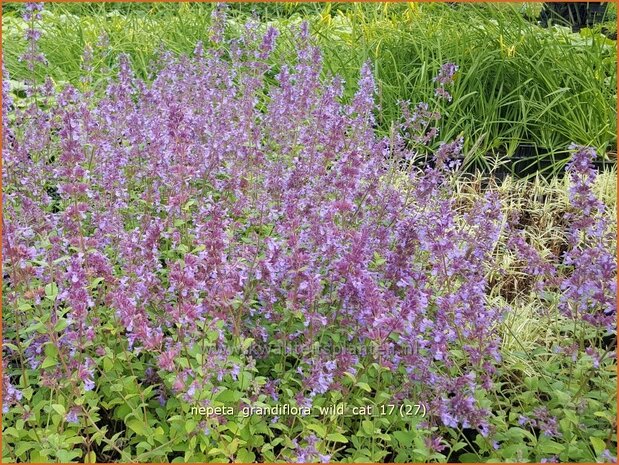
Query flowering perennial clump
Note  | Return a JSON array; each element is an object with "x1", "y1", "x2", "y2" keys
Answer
[
  {"x1": 2, "y1": 4, "x2": 616, "y2": 462},
  {"x1": 560, "y1": 145, "x2": 616, "y2": 331}
]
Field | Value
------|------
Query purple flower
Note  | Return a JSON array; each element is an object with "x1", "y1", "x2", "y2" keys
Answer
[
  {"x1": 22, "y1": 2, "x2": 44, "y2": 21},
  {"x1": 2, "y1": 365, "x2": 22, "y2": 413},
  {"x1": 424, "y1": 434, "x2": 446, "y2": 452},
  {"x1": 434, "y1": 87, "x2": 452, "y2": 102},
  {"x1": 65, "y1": 407, "x2": 80, "y2": 424},
  {"x1": 434, "y1": 62, "x2": 459, "y2": 86},
  {"x1": 292, "y1": 434, "x2": 328, "y2": 463},
  {"x1": 77, "y1": 360, "x2": 95, "y2": 391},
  {"x1": 600, "y1": 450, "x2": 618, "y2": 463}
]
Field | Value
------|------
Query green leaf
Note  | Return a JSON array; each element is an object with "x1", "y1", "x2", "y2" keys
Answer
[
  {"x1": 192, "y1": 244, "x2": 206, "y2": 253},
  {"x1": 103, "y1": 357, "x2": 113, "y2": 372},
  {"x1": 392, "y1": 430, "x2": 414, "y2": 446},
  {"x1": 89, "y1": 277, "x2": 104, "y2": 289},
  {"x1": 45, "y1": 282, "x2": 59, "y2": 300},
  {"x1": 590, "y1": 437, "x2": 606, "y2": 455},
  {"x1": 2, "y1": 427, "x2": 20, "y2": 438},
  {"x1": 326, "y1": 432, "x2": 348, "y2": 443},
  {"x1": 22, "y1": 386, "x2": 34, "y2": 400},
  {"x1": 356, "y1": 382, "x2": 371, "y2": 392},
  {"x1": 44, "y1": 342, "x2": 58, "y2": 359},
  {"x1": 306, "y1": 423, "x2": 326, "y2": 438},
  {"x1": 554, "y1": 390, "x2": 571, "y2": 405},
  {"x1": 216, "y1": 389, "x2": 241, "y2": 403},
  {"x1": 57, "y1": 450, "x2": 82, "y2": 462},
  {"x1": 538, "y1": 438, "x2": 565, "y2": 454},
  {"x1": 53, "y1": 319, "x2": 69, "y2": 332},
  {"x1": 227, "y1": 438, "x2": 240, "y2": 455},
  {"x1": 15, "y1": 442, "x2": 35, "y2": 458},
  {"x1": 235, "y1": 449, "x2": 256, "y2": 463},
  {"x1": 41, "y1": 356, "x2": 57, "y2": 369},
  {"x1": 593, "y1": 410, "x2": 614, "y2": 423},
  {"x1": 185, "y1": 419, "x2": 197, "y2": 434},
  {"x1": 372, "y1": 251, "x2": 386, "y2": 266},
  {"x1": 361, "y1": 420, "x2": 374, "y2": 435},
  {"x1": 459, "y1": 452, "x2": 481, "y2": 463},
  {"x1": 238, "y1": 371, "x2": 252, "y2": 390},
  {"x1": 241, "y1": 337, "x2": 254, "y2": 351},
  {"x1": 451, "y1": 441, "x2": 468, "y2": 452},
  {"x1": 127, "y1": 418, "x2": 148, "y2": 437},
  {"x1": 182, "y1": 199, "x2": 196, "y2": 211},
  {"x1": 28, "y1": 451, "x2": 51, "y2": 463},
  {"x1": 51, "y1": 404, "x2": 66, "y2": 416}
]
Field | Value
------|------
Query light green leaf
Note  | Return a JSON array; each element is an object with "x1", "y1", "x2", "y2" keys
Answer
[
  {"x1": 590, "y1": 437, "x2": 607, "y2": 456},
  {"x1": 326, "y1": 432, "x2": 348, "y2": 443},
  {"x1": 356, "y1": 382, "x2": 371, "y2": 392},
  {"x1": 51, "y1": 404, "x2": 66, "y2": 416},
  {"x1": 361, "y1": 420, "x2": 374, "y2": 435}
]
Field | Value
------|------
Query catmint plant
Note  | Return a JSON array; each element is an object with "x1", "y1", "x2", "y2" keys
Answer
[{"x1": 2, "y1": 3, "x2": 616, "y2": 462}]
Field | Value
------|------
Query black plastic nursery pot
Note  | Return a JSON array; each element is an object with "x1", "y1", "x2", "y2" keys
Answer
[
  {"x1": 539, "y1": 2, "x2": 610, "y2": 32},
  {"x1": 394, "y1": 143, "x2": 616, "y2": 180},
  {"x1": 510, "y1": 144, "x2": 617, "y2": 179}
]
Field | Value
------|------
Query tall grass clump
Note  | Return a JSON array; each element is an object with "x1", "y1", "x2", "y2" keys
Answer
[{"x1": 313, "y1": 3, "x2": 616, "y2": 169}]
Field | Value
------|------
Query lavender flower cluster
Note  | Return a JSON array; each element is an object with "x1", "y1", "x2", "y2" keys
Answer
[{"x1": 2, "y1": 4, "x2": 616, "y2": 449}]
